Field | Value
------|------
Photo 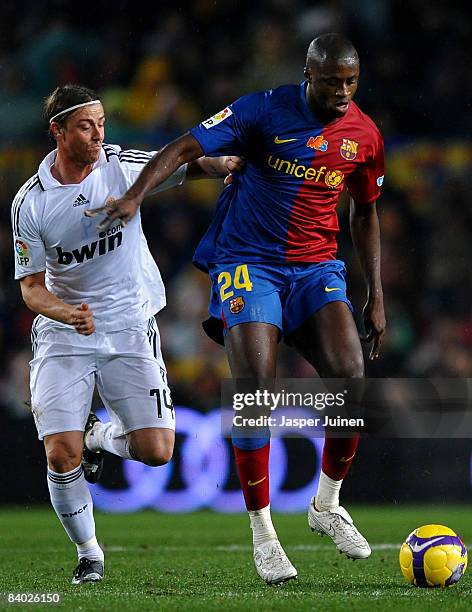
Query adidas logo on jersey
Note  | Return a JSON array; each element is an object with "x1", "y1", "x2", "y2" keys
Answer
[
  {"x1": 72, "y1": 193, "x2": 90, "y2": 207},
  {"x1": 56, "y1": 224, "x2": 123, "y2": 265}
]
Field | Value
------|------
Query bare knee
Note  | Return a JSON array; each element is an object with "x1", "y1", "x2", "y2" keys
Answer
[
  {"x1": 139, "y1": 443, "x2": 173, "y2": 467},
  {"x1": 129, "y1": 429, "x2": 175, "y2": 467},
  {"x1": 46, "y1": 441, "x2": 82, "y2": 473},
  {"x1": 342, "y1": 357, "x2": 364, "y2": 378},
  {"x1": 327, "y1": 355, "x2": 364, "y2": 378}
]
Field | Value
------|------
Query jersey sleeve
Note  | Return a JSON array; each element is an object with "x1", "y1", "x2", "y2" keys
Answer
[
  {"x1": 118, "y1": 149, "x2": 187, "y2": 195},
  {"x1": 190, "y1": 91, "x2": 268, "y2": 156},
  {"x1": 346, "y1": 128, "x2": 385, "y2": 205},
  {"x1": 12, "y1": 196, "x2": 46, "y2": 279}
]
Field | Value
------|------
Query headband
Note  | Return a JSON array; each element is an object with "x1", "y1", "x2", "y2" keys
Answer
[{"x1": 49, "y1": 100, "x2": 102, "y2": 124}]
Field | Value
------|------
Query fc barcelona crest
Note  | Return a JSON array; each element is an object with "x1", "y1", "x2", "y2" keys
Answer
[
  {"x1": 340, "y1": 138, "x2": 358, "y2": 160},
  {"x1": 229, "y1": 296, "x2": 245, "y2": 314}
]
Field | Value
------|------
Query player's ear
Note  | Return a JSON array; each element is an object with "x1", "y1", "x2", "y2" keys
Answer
[
  {"x1": 50, "y1": 122, "x2": 59, "y2": 140},
  {"x1": 304, "y1": 67, "x2": 312, "y2": 83},
  {"x1": 52, "y1": 123, "x2": 64, "y2": 141}
]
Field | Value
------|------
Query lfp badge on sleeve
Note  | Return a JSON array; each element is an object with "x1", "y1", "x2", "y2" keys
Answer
[{"x1": 15, "y1": 238, "x2": 31, "y2": 266}]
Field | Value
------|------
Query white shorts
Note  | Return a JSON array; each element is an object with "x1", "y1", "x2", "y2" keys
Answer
[{"x1": 30, "y1": 317, "x2": 175, "y2": 440}]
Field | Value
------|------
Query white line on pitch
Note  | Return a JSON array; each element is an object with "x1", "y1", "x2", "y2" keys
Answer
[{"x1": 103, "y1": 543, "x2": 399, "y2": 553}]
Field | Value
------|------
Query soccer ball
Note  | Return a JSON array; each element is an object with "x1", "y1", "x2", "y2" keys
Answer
[{"x1": 399, "y1": 524, "x2": 467, "y2": 587}]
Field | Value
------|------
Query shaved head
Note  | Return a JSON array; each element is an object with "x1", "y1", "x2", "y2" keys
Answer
[{"x1": 306, "y1": 33, "x2": 358, "y2": 67}]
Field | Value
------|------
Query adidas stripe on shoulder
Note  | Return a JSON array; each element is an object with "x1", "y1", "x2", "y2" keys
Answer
[
  {"x1": 119, "y1": 149, "x2": 154, "y2": 166},
  {"x1": 102, "y1": 143, "x2": 120, "y2": 161},
  {"x1": 102, "y1": 143, "x2": 154, "y2": 167},
  {"x1": 11, "y1": 174, "x2": 43, "y2": 237}
]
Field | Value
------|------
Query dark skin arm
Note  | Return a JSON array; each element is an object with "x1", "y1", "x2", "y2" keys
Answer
[
  {"x1": 349, "y1": 197, "x2": 386, "y2": 360},
  {"x1": 186, "y1": 155, "x2": 244, "y2": 180},
  {"x1": 20, "y1": 271, "x2": 95, "y2": 335},
  {"x1": 85, "y1": 133, "x2": 209, "y2": 229}
]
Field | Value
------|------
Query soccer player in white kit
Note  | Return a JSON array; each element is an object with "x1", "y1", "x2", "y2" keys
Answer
[{"x1": 11, "y1": 84, "x2": 242, "y2": 584}]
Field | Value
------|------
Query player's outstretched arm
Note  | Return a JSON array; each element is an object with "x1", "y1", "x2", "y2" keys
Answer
[
  {"x1": 86, "y1": 133, "x2": 204, "y2": 230},
  {"x1": 186, "y1": 156, "x2": 245, "y2": 181},
  {"x1": 20, "y1": 272, "x2": 95, "y2": 335},
  {"x1": 349, "y1": 197, "x2": 386, "y2": 360}
]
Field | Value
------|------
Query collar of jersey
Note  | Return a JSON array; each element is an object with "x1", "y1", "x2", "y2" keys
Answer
[{"x1": 38, "y1": 147, "x2": 108, "y2": 190}]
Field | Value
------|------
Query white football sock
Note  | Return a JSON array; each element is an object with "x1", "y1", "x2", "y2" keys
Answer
[
  {"x1": 86, "y1": 421, "x2": 134, "y2": 459},
  {"x1": 47, "y1": 466, "x2": 98, "y2": 548},
  {"x1": 76, "y1": 536, "x2": 104, "y2": 562},
  {"x1": 249, "y1": 504, "x2": 277, "y2": 546},
  {"x1": 315, "y1": 471, "x2": 343, "y2": 511}
]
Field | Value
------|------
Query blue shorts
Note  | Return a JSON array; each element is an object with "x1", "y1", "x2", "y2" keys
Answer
[{"x1": 203, "y1": 260, "x2": 353, "y2": 345}]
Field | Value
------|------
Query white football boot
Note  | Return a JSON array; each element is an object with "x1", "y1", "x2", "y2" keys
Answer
[
  {"x1": 307, "y1": 497, "x2": 371, "y2": 559},
  {"x1": 253, "y1": 539, "x2": 298, "y2": 585}
]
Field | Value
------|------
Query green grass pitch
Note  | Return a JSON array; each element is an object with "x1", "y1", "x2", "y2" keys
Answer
[{"x1": 1, "y1": 506, "x2": 471, "y2": 611}]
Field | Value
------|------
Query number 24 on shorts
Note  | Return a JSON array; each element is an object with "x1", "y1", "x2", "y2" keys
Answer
[{"x1": 218, "y1": 264, "x2": 253, "y2": 302}]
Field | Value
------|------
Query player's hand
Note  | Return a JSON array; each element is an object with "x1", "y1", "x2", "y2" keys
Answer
[
  {"x1": 70, "y1": 303, "x2": 95, "y2": 335},
  {"x1": 84, "y1": 196, "x2": 140, "y2": 231},
  {"x1": 361, "y1": 296, "x2": 386, "y2": 360},
  {"x1": 223, "y1": 156, "x2": 245, "y2": 185}
]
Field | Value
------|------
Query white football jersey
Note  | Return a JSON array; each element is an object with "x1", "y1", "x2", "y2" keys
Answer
[{"x1": 12, "y1": 143, "x2": 187, "y2": 333}]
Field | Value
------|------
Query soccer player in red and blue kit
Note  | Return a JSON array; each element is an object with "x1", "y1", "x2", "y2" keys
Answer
[{"x1": 90, "y1": 33, "x2": 386, "y2": 586}]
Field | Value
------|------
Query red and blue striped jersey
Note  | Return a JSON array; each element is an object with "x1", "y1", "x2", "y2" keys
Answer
[{"x1": 191, "y1": 82, "x2": 384, "y2": 271}]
